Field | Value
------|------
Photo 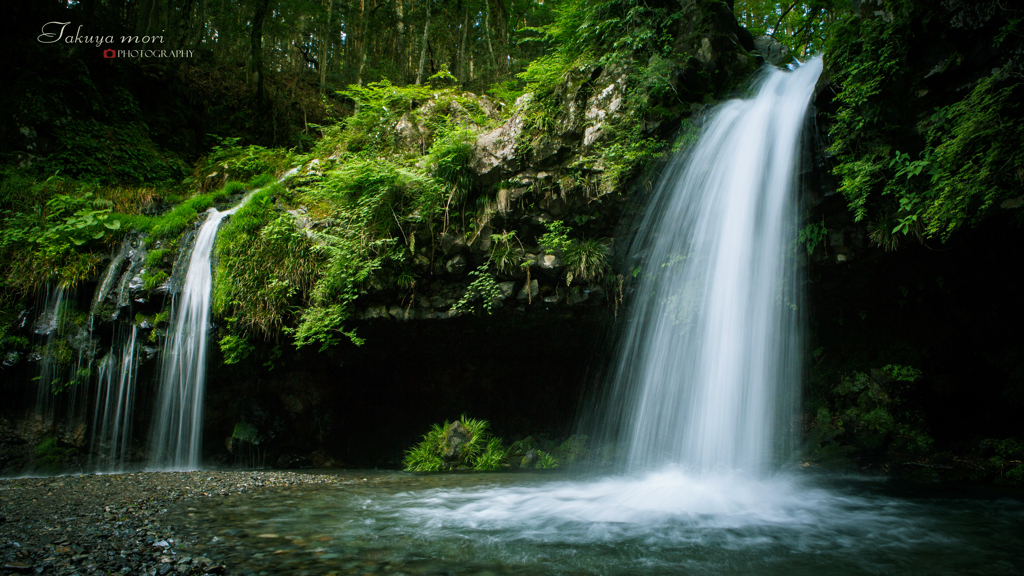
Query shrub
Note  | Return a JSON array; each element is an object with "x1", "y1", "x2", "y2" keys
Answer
[{"x1": 403, "y1": 415, "x2": 506, "y2": 472}]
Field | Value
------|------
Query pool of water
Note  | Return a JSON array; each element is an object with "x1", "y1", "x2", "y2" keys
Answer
[{"x1": 167, "y1": 469, "x2": 1024, "y2": 575}]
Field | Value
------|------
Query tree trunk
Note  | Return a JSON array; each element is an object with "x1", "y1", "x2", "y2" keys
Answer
[
  {"x1": 490, "y1": 0, "x2": 508, "y2": 72},
  {"x1": 320, "y1": 0, "x2": 333, "y2": 93},
  {"x1": 394, "y1": 0, "x2": 405, "y2": 83},
  {"x1": 456, "y1": 3, "x2": 469, "y2": 84},
  {"x1": 250, "y1": 0, "x2": 272, "y2": 106},
  {"x1": 484, "y1": 0, "x2": 497, "y2": 75},
  {"x1": 356, "y1": 0, "x2": 372, "y2": 86},
  {"x1": 415, "y1": 0, "x2": 431, "y2": 85},
  {"x1": 136, "y1": 0, "x2": 155, "y2": 36}
]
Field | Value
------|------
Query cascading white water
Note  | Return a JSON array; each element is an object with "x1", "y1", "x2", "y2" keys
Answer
[
  {"x1": 608, "y1": 58, "x2": 822, "y2": 473},
  {"x1": 148, "y1": 169, "x2": 297, "y2": 470},
  {"x1": 90, "y1": 325, "x2": 139, "y2": 469},
  {"x1": 147, "y1": 205, "x2": 236, "y2": 470},
  {"x1": 33, "y1": 286, "x2": 68, "y2": 419}
]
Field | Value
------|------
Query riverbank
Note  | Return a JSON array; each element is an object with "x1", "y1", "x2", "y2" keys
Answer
[{"x1": 0, "y1": 470, "x2": 351, "y2": 575}]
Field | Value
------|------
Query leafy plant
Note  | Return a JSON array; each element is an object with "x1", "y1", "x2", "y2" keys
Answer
[
  {"x1": 402, "y1": 415, "x2": 502, "y2": 472},
  {"x1": 798, "y1": 220, "x2": 828, "y2": 255},
  {"x1": 563, "y1": 237, "x2": 610, "y2": 285},
  {"x1": 451, "y1": 265, "x2": 504, "y2": 315},
  {"x1": 539, "y1": 219, "x2": 572, "y2": 252}
]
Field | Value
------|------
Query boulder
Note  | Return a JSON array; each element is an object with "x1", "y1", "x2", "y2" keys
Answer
[
  {"x1": 538, "y1": 253, "x2": 563, "y2": 270},
  {"x1": 445, "y1": 254, "x2": 467, "y2": 275},
  {"x1": 441, "y1": 421, "x2": 472, "y2": 464},
  {"x1": 469, "y1": 114, "x2": 525, "y2": 184},
  {"x1": 753, "y1": 35, "x2": 791, "y2": 66},
  {"x1": 497, "y1": 281, "x2": 516, "y2": 300},
  {"x1": 517, "y1": 280, "x2": 539, "y2": 302}
]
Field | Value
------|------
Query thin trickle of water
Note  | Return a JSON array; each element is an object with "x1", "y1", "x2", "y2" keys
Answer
[
  {"x1": 89, "y1": 325, "x2": 139, "y2": 469},
  {"x1": 33, "y1": 286, "x2": 68, "y2": 419},
  {"x1": 602, "y1": 59, "x2": 823, "y2": 474},
  {"x1": 90, "y1": 236, "x2": 131, "y2": 319}
]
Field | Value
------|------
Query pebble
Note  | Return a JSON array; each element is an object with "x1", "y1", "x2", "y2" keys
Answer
[{"x1": 0, "y1": 470, "x2": 344, "y2": 575}]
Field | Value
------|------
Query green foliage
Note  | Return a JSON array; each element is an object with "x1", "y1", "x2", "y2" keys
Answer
[
  {"x1": 518, "y1": 0, "x2": 687, "y2": 95},
  {"x1": 281, "y1": 160, "x2": 443, "y2": 348},
  {"x1": 402, "y1": 423, "x2": 447, "y2": 472},
  {"x1": 0, "y1": 176, "x2": 121, "y2": 290},
  {"x1": 826, "y1": 5, "x2": 1024, "y2": 244},
  {"x1": 218, "y1": 333, "x2": 255, "y2": 365},
  {"x1": 798, "y1": 220, "x2": 828, "y2": 255},
  {"x1": 231, "y1": 421, "x2": 261, "y2": 445},
  {"x1": 451, "y1": 265, "x2": 504, "y2": 315},
  {"x1": 325, "y1": 82, "x2": 493, "y2": 159},
  {"x1": 426, "y1": 128, "x2": 476, "y2": 201},
  {"x1": 596, "y1": 127, "x2": 662, "y2": 190},
  {"x1": 32, "y1": 436, "x2": 76, "y2": 474},
  {"x1": 198, "y1": 137, "x2": 288, "y2": 186},
  {"x1": 540, "y1": 220, "x2": 610, "y2": 285},
  {"x1": 142, "y1": 269, "x2": 169, "y2": 291},
  {"x1": 43, "y1": 117, "x2": 187, "y2": 185},
  {"x1": 554, "y1": 435, "x2": 588, "y2": 465},
  {"x1": 539, "y1": 220, "x2": 572, "y2": 252},
  {"x1": 563, "y1": 238, "x2": 610, "y2": 285},
  {"x1": 535, "y1": 451, "x2": 559, "y2": 469},
  {"x1": 883, "y1": 364, "x2": 922, "y2": 383},
  {"x1": 734, "y1": 0, "x2": 842, "y2": 56},
  {"x1": 145, "y1": 249, "x2": 170, "y2": 268},
  {"x1": 981, "y1": 438, "x2": 1024, "y2": 484},
  {"x1": 489, "y1": 231, "x2": 525, "y2": 275},
  {"x1": 213, "y1": 190, "x2": 321, "y2": 339},
  {"x1": 808, "y1": 365, "x2": 933, "y2": 459},
  {"x1": 403, "y1": 415, "x2": 505, "y2": 472},
  {"x1": 475, "y1": 438, "x2": 508, "y2": 471}
]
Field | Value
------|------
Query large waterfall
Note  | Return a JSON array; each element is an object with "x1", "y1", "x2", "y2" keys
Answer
[
  {"x1": 147, "y1": 205, "x2": 238, "y2": 470},
  {"x1": 608, "y1": 58, "x2": 822, "y2": 473}
]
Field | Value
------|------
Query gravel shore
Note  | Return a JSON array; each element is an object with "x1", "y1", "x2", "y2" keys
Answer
[{"x1": 0, "y1": 470, "x2": 349, "y2": 575}]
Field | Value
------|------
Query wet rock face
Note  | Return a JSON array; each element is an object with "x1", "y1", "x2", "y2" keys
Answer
[{"x1": 754, "y1": 35, "x2": 791, "y2": 66}]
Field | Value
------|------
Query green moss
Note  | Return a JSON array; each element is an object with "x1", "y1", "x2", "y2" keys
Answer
[{"x1": 31, "y1": 436, "x2": 76, "y2": 474}]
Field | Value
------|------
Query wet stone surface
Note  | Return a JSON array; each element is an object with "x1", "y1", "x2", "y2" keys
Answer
[{"x1": 0, "y1": 471, "x2": 348, "y2": 575}]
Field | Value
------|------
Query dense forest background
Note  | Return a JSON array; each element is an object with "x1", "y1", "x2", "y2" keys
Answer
[{"x1": 1, "y1": 0, "x2": 1023, "y2": 477}]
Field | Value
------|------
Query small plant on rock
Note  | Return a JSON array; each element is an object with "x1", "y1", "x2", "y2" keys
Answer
[{"x1": 403, "y1": 415, "x2": 507, "y2": 472}]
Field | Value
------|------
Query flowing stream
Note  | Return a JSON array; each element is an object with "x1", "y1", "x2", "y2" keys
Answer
[{"x1": 164, "y1": 471, "x2": 1024, "y2": 575}]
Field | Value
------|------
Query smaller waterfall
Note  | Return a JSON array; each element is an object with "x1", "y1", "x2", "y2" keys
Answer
[
  {"x1": 31, "y1": 284, "x2": 97, "y2": 445},
  {"x1": 148, "y1": 170, "x2": 297, "y2": 470},
  {"x1": 148, "y1": 207, "x2": 232, "y2": 470},
  {"x1": 33, "y1": 286, "x2": 68, "y2": 420},
  {"x1": 89, "y1": 325, "x2": 140, "y2": 469},
  {"x1": 90, "y1": 237, "x2": 131, "y2": 318}
]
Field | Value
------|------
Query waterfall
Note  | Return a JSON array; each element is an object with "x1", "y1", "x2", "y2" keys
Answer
[
  {"x1": 147, "y1": 205, "x2": 235, "y2": 470},
  {"x1": 147, "y1": 169, "x2": 296, "y2": 470},
  {"x1": 607, "y1": 59, "x2": 822, "y2": 474},
  {"x1": 33, "y1": 286, "x2": 68, "y2": 422},
  {"x1": 89, "y1": 325, "x2": 140, "y2": 469}
]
